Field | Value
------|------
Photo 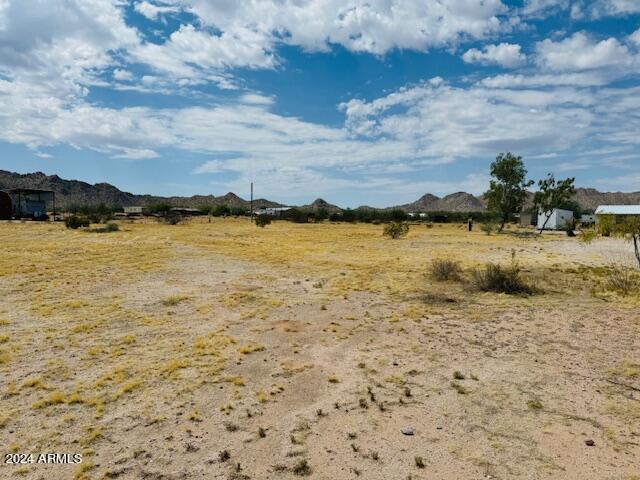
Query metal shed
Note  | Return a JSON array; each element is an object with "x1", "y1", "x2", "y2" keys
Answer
[{"x1": 4, "y1": 189, "x2": 56, "y2": 220}]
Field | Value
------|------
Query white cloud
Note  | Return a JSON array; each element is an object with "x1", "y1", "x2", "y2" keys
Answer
[
  {"x1": 462, "y1": 43, "x2": 527, "y2": 68},
  {"x1": 521, "y1": 0, "x2": 570, "y2": 18},
  {"x1": 164, "y1": 0, "x2": 509, "y2": 55},
  {"x1": 131, "y1": 24, "x2": 276, "y2": 84},
  {"x1": 535, "y1": 32, "x2": 635, "y2": 72},
  {"x1": 134, "y1": 1, "x2": 181, "y2": 20},
  {"x1": 113, "y1": 69, "x2": 134, "y2": 82},
  {"x1": 588, "y1": 0, "x2": 640, "y2": 18},
  {"x1": 239, "y1": 93, "x2": 275, "y2": 105},
  {"x1": 630, "y1": 28, "x2": 640, "y2": 46}
]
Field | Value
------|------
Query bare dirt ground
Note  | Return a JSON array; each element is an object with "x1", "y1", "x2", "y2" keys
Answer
[{"x1": 1, "y1": 219, "x2": 639, "y2": 480}]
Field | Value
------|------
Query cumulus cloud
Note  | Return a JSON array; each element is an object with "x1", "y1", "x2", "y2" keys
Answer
[
  {"x1": 588, "y1": 0, "x2": 640, "y2": 18},
  {"x1": 131, "y1": 24, "x2": 276, "y2": 79},
  {"x1": 158, "y1": 0, "x2": 508, "y2": 55},
  {"x1": 535, "y1": 32, "x2": 635, "y2": 72},
  {"x1": 134, "y1": 1, "x2": 181, "y2": 20},
  {"x1": 113, "y1": 69, "x2": 134, "y2": 82},
  {"x1": 462, "y1": 43, "x2": 527, "y2": 68},
  {"x1": 520, "y1": 0, "x2": 570, "y2": 18}
]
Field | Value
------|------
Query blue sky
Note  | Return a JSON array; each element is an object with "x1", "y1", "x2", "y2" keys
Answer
[{"x1": 0, "y1": 1, "x2": 639, "y2": 207}]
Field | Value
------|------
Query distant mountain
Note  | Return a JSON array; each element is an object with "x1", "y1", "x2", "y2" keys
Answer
[
  {"x1": 0, "y1": 170, "x2": 282, "y2": 210},
  {"x1": 300, "y1": 198, "x2": 342, "y2": 212},
  {"x1": 572, "y1": 188, "x2": 640, "y2": 211},
  {"x1": 1, "y1": 170, "x2": 639, "y2": 213},
  {"x1": 394, "y1": 192, "x2": 486, "y2": 212}
]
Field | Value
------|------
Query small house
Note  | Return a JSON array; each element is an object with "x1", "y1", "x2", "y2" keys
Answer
[{"x1": 537, "y1": 208, "x2": 574, "y2": 230}]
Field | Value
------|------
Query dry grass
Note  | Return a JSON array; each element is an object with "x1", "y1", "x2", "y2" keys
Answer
[{"x1": 1, "y1": 219, "x2": 639, "y2": 480}]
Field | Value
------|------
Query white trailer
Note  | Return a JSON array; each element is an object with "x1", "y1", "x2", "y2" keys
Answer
[{"x1": 537, "y1": 208, "x2": 574, "y2": 230}]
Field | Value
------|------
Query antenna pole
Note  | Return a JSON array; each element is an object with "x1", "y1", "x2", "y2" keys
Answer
[{"x1": 250, "y1": 182, "x2": 254, "y2": 221}]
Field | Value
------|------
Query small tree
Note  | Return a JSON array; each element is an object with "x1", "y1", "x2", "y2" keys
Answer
[
  {"x1": 598, "y1": 215, "x2": 640, "y2": 268},
  {"x1": 255, "y1": 215, "x2": 271, "y2": 228},
  {"x1": 383, "y1": 222, "x2": 409, "y2": 239},
  {"x1": 485, "y1": 153, "x2": 533, "y2": 232},
  {"x1": 533, "y1": 174, "x2": 576, "y2": 233}
]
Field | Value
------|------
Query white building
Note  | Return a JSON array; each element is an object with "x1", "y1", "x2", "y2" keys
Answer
[
  {"x1": 123, "y1": 206, "x2": 148, "y2": 215},
  {"x1": 595, "y1": 205, "x2": 640, "y2": 216},
  {"x1": 537, "y1": 208, "x2": 574, "y2": 230},
  {"x1": 256, "y1": 207, "x2": 292, "y2": 216}
]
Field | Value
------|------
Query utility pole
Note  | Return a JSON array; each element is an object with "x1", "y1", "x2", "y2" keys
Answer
[{"x1": 250, "y1": 182, "x2": 254, "y2": 222}]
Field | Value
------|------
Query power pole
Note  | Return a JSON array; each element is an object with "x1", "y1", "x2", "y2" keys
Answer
[{"x1": 250, "y1": 182, "x2": 254, "y2": 221}]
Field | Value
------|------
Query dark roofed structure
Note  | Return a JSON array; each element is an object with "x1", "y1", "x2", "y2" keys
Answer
[{"x1": 0, "y1": 188, "x2": 56, "y2": 220}]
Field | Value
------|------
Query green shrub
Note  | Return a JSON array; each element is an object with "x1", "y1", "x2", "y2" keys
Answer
[
  {"x1": 430, "y1": 259, "x2": 462, "y2": 281},
  {"x1": 64, "y1": 215, "x2": 90, "y2": 229},
  {"x1": 254, "y1": 215, "x2": 271, "y2": 228},
  {"x1": 471, "y1": 251, "x2": 533, "y2": 294},
  {"x1": 383, "y1": 221, "x2": 409, "y2": 239}
]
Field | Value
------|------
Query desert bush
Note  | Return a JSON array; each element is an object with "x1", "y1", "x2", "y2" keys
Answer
[
  {"x1": 430, "y1": 259, "x2": 462, "y2": 281},
  {"x1": 255, "y1": 215, "x2": 271, "y2": 228},
  {"x1": 471, "y1": 251, "x2": 533, "y2": 294},
  {"x1": 607, "y1": 266, "x2": 640, "y2": 295},
  {"x1": 64, "y1": 215, "x2": 90, "y2": 229},
  {"x1": 480, "y1": 222, "x2": 496, "y2": 235},
  {"x1": 162, "y1": 212, "x2": 183, "y2": 225},
  {"x1": 579, "y1": 229, "x2": 597, "y2": 245},
  {"x1": 383, "y1": 221, "x2": 409, "y2": 239},
  {"x1": 93, "y1": 222, "x2": 119, "y2": 233}
]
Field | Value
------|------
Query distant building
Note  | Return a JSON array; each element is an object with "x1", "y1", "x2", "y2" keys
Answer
[
  {"x1": 595, "y1": 205, "x2": 640, "y2": 223},
  {"x1": 519, "y1": 212, "x2": 536, "y2": 227},
  {"x1": 580, "y1": 214, "x2": 596, "y2": 226},
  {"x1": 123, "y1": 206, "x2": 149, "y2": 216},
  {"x1": 256, "y1": 207, "x2": 291, "y2": 217},
  {"x1": 170, "y1": 207, "x2": 204, "y2": 216},
  {"x1": 0, "y1": 189, "x2": 55, "y2": 220},
  {"x1": 537, "y1": 208, "x2": 574, "y2": 230}
]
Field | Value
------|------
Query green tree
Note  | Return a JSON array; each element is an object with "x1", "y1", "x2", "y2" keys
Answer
[
  {"x1": 485, "y1": 153, "x2": 533, "y2": 232},
  {"x1": 533, "y1": 174, "x2": 576, "y2": 233}
]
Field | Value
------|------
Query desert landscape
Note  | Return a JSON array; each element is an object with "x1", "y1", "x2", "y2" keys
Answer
[{"x1": 1, "y1": 218, "x2": 639, "y2": 480}]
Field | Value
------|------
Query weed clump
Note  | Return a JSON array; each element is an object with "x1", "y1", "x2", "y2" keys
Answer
[
  {"x1": 292, "y1": 459, "x2": 311, "y2": 476},
  {"x1": 607, "y1": 266, "x2": 639, "y2": 295},
  {"x1": 64, "y1": 215, "x2": 90, "y2": 229},
  {"x1": 383, "y1": 222, "x2": 409, "y2": 239},
  {"x1": 93, "y1": 222, "x2": 119, "y2": 233},
  {"x1": 471, "y1": 251, "x2": 533, "y2": 295},
  {"x1": 430, "y1": 259, "x2": 462, "y2": 281},
  {"x1": 255, "y1": 215, "x2": 271, "y2": 228}
]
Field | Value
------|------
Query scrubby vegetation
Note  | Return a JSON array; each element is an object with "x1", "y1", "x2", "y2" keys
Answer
[
  {"x1": 93, "y1": 222, "x2": 119, "y2": 233},
  {"x1": 470, "y1": 251, "x2": 533, "y2": 295},
  {"x1": 254, "y1": 215, "x2": 272, "y2": 228},
  {"x1": 430, "y1": 259, "x2": 462, "y2": 281},
  {"x1": 383, "y1": 221, "x2": 409, "y2": 239},
  {"x1": 64, "y1": 215, "x2": 90, "y2": 229}
]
